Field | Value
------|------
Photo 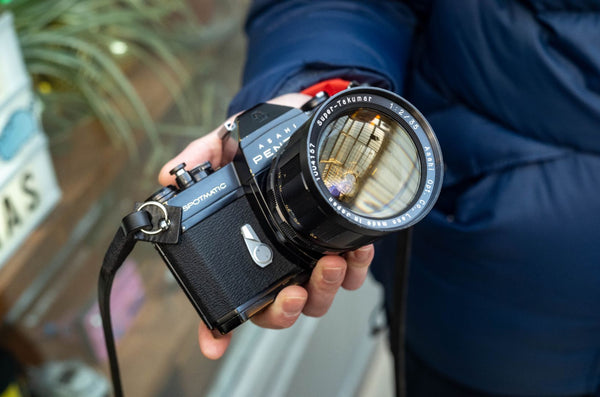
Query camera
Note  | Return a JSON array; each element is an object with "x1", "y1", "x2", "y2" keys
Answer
[{"x1": 142, "y1": 86, "x2": 443, "y2": 334}]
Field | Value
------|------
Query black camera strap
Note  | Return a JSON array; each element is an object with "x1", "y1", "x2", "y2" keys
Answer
[
  {"x1": 390, "y1": 228, "x2": 412, "y2": 397},
  {"x1": 98, "y1": 202, "x2": 182, "y2": 397}
]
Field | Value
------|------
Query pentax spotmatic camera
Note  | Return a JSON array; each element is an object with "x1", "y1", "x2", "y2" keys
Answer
[{"x1": 128, "y1": 86, "x2": 443, "y2": 335}]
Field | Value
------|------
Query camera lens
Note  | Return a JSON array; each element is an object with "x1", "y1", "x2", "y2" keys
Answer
[
  {"x1": 267, "y1": 87, "x2": 442, "y2": 253},
  {"x1": 317, "y1": 108, "x2": 421, "y2": 219}
]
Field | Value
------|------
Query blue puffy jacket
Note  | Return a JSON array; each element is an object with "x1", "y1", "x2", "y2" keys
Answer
[{"x1": 229, "y1": 1, "x2": 600, "y2": 395}]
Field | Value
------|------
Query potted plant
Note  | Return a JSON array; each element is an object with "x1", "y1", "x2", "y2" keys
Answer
[{"x1": 0, "y1": 0, "x2": 241, "y2": 266}]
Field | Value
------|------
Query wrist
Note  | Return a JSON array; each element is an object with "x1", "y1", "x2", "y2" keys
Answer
[{"x1": 300, "y1": 78, "x2": 351, "y2": 97}]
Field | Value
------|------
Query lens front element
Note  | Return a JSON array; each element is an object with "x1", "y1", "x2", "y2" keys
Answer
[
  {"x1": 267, "y1": 87, "x2": 442, "y2": 253},
  {"x1": 318, "y1": 108, "x2": 421, "y2": 219}
]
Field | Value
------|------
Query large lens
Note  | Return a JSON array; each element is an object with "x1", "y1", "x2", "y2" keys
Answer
[
  {"x1": 266, "y1": 87, "x2": 443, "y2": 253},
  {"x1": 318, "y1": 108, "x2": 420, "y2": 219}
]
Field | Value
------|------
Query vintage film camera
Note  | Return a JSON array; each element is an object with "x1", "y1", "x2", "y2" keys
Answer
[{"x1": 142, "y1": 86, "x2": 443, "y2": 334}]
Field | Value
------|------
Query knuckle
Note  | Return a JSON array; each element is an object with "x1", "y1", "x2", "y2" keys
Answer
[{"x1": 303, "y1": 304, "x2": 330, "y2": 318}]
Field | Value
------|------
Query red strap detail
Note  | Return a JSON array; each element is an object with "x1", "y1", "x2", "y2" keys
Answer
[{"x1": 300, "y1": 78, "x2": 351, "y2": 96}]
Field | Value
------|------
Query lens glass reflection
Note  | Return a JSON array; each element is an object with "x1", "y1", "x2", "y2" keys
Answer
[{"x1": 318, "y1": 108, "x2": 421, "y2": 219}]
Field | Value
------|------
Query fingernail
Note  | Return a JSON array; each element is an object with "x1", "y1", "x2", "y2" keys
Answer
[
  {"x1": 283, "y1": 297, "x2": 305, "y2": 317},
  {"x1": 353, "y1": 245, "x2": 372, "y2": 261},
  {"x1": 322, "y1": 266, "x2": 344, "y2": 284}
]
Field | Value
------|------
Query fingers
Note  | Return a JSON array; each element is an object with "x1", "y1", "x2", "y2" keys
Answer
[
  {"x1": 198, "y1": 286, "x2": 307, "y2": 359},
  {"x1": 303, "y1": 254, "x2": 347, "y2": 317},
  {"x1": 254, "y1": 244, "x2": 375, "y2": 323},
  {"x1": 342, "y1": 244, "x2": 374, "y2": 290},
  {"x1": 303, "y1": 244, "x2": 374, "y2": 316},
  {"x1": 251, "y1": 285, "x2": 308, "y2": 329},
  {"x1": 158, "y1": 93, "x2": 310, "y2": 188},
  {"x1": 198, "y1": 245, "x2": 374, "y2": 357},
  {"x1": 158, "y1": 132, "x2": 223, "y2": 186},
  {"x1": 198, "y1": 321, "x2": 233, "y2": 360},
  {"x1": 251, "y1": 244, "x2": 374, "y2": 325}
]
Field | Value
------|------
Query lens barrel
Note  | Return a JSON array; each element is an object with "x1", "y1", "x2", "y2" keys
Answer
[{"x1": 267, "y1": 87, "x2": 443, "y2": 253}]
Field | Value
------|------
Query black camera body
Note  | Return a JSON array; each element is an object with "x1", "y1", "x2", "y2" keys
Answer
[
  {"x1": 149, "y1": 102, "x2": 316, "y2": 334},
  {"x1": 145, "y1": 87, "x2": 443, "y2": 334}
]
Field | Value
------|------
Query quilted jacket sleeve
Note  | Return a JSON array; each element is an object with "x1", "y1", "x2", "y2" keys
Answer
[{"x1": 228, "y1": 0, "x2": 418, "y2": 114}]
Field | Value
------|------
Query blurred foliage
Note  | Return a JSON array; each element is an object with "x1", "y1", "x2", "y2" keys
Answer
[{"x1": 0, "y1": 0, "x2": 243, "y2": 160}]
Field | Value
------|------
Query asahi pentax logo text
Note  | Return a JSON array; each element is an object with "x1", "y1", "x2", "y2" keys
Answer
[
  {"x1": 182, "y1": 183, "x2": 227, "y2": 211},
  {"x1": 251, "y1": 124, "x2": 297, "y2": 165}
]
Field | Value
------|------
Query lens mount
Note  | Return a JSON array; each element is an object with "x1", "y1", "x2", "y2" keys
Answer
[{"x1": 268, "y1": 87, "x2": 443, "y2": 252}]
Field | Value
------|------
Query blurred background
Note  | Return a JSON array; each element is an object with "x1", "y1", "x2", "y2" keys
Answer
[{"x1": 0, "y1": 1, "x2": 392, "y2": 396}]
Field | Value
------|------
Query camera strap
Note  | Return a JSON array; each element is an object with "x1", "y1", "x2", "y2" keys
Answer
[
  {"x1": 390, "y1": 228, "x2": 412, "y2": 397},
  {"x1": 98, "y1": 202, "x2": 182, "y2": 397}
]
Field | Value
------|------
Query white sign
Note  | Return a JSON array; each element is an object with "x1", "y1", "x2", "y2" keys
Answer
[
  {"x1": 0, "y1": 133, "x2": 61, "y2": 265},
  {"x1": 0, "y1": 13, "x2": 29, "y2": 109},
  {"x1": 0, "y1": 12, "x2": 61, "y2": 267}
]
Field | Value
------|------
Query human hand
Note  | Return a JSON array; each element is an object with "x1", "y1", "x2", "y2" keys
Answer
[{"x1": 158, "y1": 93, "x2": 375, "y2": 360}]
